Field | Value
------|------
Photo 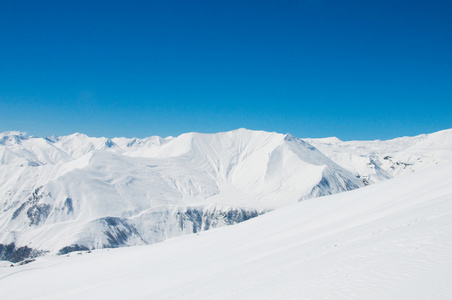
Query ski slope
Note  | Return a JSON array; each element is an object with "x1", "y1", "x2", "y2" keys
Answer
[{"x1": 1, "y1": 162, "x2": 451, "y2": 299}]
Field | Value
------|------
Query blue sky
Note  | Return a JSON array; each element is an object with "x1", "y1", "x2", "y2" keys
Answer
[{"x1": 1, "y1": 0, "x2": 451, "y2": 140}]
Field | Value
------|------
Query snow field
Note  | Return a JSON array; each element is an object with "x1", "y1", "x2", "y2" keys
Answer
[{"x1": 1, "y1": 162, "x2": 451, "y2": 299}]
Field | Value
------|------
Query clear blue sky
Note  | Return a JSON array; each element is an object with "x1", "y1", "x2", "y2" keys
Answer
[{"x1": 1, "y1": 0, "x2": 451, "y2": 140}]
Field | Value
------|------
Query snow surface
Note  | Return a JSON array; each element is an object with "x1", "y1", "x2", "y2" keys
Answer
[
  {"x1": 1, "y1": 162, "x2": 451, "y2": 299},
  {"x1": 0, "y1": 129, "x2": 361, "y2": 256},
  {"x1": 305, "y1": 128, "x2": 452, "y2": 185}
]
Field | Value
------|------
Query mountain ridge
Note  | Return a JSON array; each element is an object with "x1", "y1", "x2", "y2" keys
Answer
[
  {"x1": 306, "y1": 128, "x2": 452, "y2": 184},
  {"x1": 0, "y1": 128, "x2": 361, "y2": 260},
  {"x1": 1, "y1": 161, "x2": 451, "y2": 298},
  {"x1": 1, "y1": 128, "x2": 451, "y2": 261}
]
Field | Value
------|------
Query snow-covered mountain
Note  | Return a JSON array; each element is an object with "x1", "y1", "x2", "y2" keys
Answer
[
  {"x1": 305, "y1": 128, "x2": 452, "y2": 185},
  {"x1": 1, "y1": 128, "x2": 451, "y2": 262},
  {"x1": 1, "y1": 161, "x2": 451, "y2": 299},
  {"x1": 0, "y1": 129, "x2": 362, "y2": 261}
]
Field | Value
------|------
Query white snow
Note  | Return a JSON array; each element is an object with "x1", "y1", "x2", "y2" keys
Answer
[
  {"x1": 1, "y1": 162, "x2": 451, "y2": 299},
  {"x1": 0, "y1": 129, "x2": 361, "y2": 254},
  {"x1": 305, "y1": 128, "x2": 452, "y2": 184}
]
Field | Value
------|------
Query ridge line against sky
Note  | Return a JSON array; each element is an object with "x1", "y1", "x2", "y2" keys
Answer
[
  {"x1": 1, "y1": 0, "x2": 451, "y2": 140},
  {"x1": 2, "y1": 127, "x2": 452, "y2": 143}
]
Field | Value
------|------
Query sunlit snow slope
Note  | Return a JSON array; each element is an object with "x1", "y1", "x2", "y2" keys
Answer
[
  {"x1": 1, "y1": 162, "x2": 451, "y2": 299},
  {"x1": 306, "y1": 128, "x2": 452, "y2": 185},
  {"x1": 0, "y1": 129, "x2": 361, "y2": 260}
]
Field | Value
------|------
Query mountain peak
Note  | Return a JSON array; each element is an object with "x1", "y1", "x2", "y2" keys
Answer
[{"x1": 0, "y1": 131, "x2": 28, "y2": 145}]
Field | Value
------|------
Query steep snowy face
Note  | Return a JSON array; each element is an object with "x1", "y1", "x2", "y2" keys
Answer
[
  {"x1": 305, "y1": 129, "x2": 452, "y2": 185},
  {"x1": 0, "y1": 132, "x2": 72, "y2": 166},
  {"x1": 50, "y1": 133, "x2": 118, "y2": 158},
  {"x1": 0, "y1": 129, "x2": 361, "y2": 259}
]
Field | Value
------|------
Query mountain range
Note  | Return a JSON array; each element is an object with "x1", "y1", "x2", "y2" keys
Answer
[
  {"x1": 1, "y1": 155, "x2": 451, "y2": 299},
  {"x1": 1, "y1": 128, "x2": 451, "y2": 262}
]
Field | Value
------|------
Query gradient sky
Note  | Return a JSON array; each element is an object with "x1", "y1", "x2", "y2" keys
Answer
[{"x1": 1, "y1": 0, "x2": 451, "y2": 140}]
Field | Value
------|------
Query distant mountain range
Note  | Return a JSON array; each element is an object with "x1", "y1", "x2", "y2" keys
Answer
[{"x1": 1, "y1": 128, "x2": 451, "y2": 261}]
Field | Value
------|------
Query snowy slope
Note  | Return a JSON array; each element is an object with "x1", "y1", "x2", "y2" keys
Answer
[
  {"x1": 305, "y1": 128, "x2": 452, "y2": 185},
  {"x1": 0, "y1": 129, "x2": 361, "y2": 259},
  {"x1": 1, "y1": 162, "x2": 451, "y2": 299}
]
